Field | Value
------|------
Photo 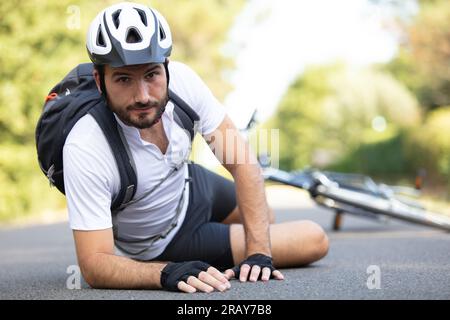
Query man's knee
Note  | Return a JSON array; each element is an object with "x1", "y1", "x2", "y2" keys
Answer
[{"x1": 303, "y1": 220, "x2": 329, "y2": 260}]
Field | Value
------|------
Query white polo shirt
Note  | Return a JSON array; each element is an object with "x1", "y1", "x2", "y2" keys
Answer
[{"x1": 63, "y1": 61, "x2": 226, "y2": 260}]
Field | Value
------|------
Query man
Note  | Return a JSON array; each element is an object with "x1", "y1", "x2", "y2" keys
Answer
[{"x1": 64, "y1": 2, "x2": 328, "y2": 293}]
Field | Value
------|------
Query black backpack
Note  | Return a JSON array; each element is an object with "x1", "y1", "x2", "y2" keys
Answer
[{"x1": 35, "y1": 63, "x2": 199, "y2": 212}]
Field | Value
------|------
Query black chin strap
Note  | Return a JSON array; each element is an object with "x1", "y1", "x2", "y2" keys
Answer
[
  {"x1": 164, "y1": 59, "x2": 170, "y2": 86},
  {"x1": 152, "y1": 59, "x2": 170, "y2": 125},
  {"x1": 96, "y1": 65, "x2": 107, "y2": 100}
]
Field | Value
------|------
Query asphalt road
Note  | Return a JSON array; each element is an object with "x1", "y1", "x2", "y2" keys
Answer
[{"x1": 1, "y1": 189, "x2": 450, "y2": 300}]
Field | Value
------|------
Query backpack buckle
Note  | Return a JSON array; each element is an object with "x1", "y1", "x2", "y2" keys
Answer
[{"x1": 46, "y1": 164, "x2": 56, "y2": 186}]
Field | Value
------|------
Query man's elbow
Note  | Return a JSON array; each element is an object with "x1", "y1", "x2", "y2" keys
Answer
[
  {"x1": 78, "y1": 254, "x2": 105, "y2": 289},
  {"x1": 83, "y1": 271, "x2": 102, "y2": 289}
]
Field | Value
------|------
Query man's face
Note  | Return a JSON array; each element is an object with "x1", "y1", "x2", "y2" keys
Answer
[{"x1": 97, "y1": 63, "x2": 168, "y2": 129}]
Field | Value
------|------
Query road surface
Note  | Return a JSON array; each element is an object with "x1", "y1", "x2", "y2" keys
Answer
[{"x1": 1, "y1": 187, "x2": 449, "y2": 300}]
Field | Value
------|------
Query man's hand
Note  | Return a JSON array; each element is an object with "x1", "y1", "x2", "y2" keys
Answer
[
  {"x1": 161, "y1": 261, "x2": 231, "y2": 293},
  {"x1": 224, "y1": 253, "x2": 284, "y2": 282}
]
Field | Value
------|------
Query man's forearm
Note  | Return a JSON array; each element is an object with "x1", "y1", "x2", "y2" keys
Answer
[
  {"x1": 208, "y1": 115, "x2": 272, "y2": 258},
  {"x1": 230, "y1": 162, "x2": 272, "y2": 257},
  {"x1": 81, "y1": 252, "x2": 167, "y2": 289}
]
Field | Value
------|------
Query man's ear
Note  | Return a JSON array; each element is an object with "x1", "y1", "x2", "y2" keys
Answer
[{"x1": 92, "y1": 69, "x2": 102, "y2": 94}]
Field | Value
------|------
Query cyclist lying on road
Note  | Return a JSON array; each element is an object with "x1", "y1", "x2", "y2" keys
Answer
[{"x1": 63, "y1": 2, "x2": 329, "y2": 293}]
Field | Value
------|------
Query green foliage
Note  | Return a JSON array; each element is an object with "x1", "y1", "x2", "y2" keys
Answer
[
  {"x1": 385, "y1": 0, "x2": 450, "y2": 109},
  {"x1": 405, "y1": 107, "x2": 450, "y2": 189},
  {"x1": 329, "y1": 107, "x2": 450, "y2": 195},
  {"x1": 0, "y1": 0, "x2": 85, "y2": 143},
  {"x1": 0, "y1": 0, "x2": 244, "y2": 222},
  {"x1": 0, "y1": 144, "x2": 65, "y2": 221},
  {"x1": 328, "y1": 106, "x2": 450, "y2": 196},
  {"x1": 328, "y1": 129, "x2": 414, "y2": 179},
  {"x1": 266, "y1": 63, "x2": 421, "y2": 171}
]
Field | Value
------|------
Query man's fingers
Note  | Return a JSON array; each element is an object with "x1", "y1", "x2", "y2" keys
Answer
[
  {"x1": 272, "y1": 269, "x2": 285, "y2": 280},
  {"x1": 198, "y1": 270, "x2": 230, "y2": 292},
  {"x1": 239, "y1": 264, "x2": 251, "y2": 282},
  {"x1": 249, "y1": 265, "x2": 261, "y2": 282},
  {"x1": 186, "y1": 275, "x2": 215, "y2": 293},
  {"x1": 177, "y1": 281, "x2": 197, "y2": 293},
  {"x1": 177, "y1": 270, "x2": 233, "y2": 293},
  {"x1": 261, "y1": 267, "x2": 272, "y2": 281},
  {"x1": 224, "y1": 264, "x2": 283, "y2": 282},
  {"x1": 206, "y1": 266, "x2": 231, "y2": 289},
  {"x1": 223, "y1": 269, "x2": 234, "y2": 280}
]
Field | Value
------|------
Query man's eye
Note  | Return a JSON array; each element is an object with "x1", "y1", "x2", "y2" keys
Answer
[
  {"x1": 145, "y1": 72, "x2": 158, "y2": 79},
  {"x1": 117, "y1": 77, "x2": 130, "y2": 83}
]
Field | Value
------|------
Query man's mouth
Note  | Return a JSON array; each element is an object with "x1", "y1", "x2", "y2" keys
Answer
[{"x1": 130, "y1": 105, "x2": 154, "y2": 112}]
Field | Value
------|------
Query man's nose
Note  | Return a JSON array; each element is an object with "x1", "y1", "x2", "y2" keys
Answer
[{"x1": 134, "y1": 80, "x2": 151, "y2": 104}]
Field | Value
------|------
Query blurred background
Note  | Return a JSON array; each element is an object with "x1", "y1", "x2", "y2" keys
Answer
[{"x1": 0, "y1": 0, "x2": 449, "y2": 225}]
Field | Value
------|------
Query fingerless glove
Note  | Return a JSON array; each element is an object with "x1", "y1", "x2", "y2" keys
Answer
[
  {"x1": 232, "y1": 253, "x2": 275, "y2": 279},
  {"x1": 161, "y1": 261, "x2": 211, "y2": 291}
]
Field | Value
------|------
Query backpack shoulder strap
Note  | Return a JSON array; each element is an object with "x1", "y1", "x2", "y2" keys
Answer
[
  {"x1": 88, "y1": 102, "x2": 137, "y2": 213},
  {"x1": 169, "y1": 89, "x2": 200, "y2": 141}
]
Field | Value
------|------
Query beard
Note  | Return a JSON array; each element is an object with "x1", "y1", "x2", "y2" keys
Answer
[{"x1": 107, "y1": 91, "x2": 169, "y2": 129}]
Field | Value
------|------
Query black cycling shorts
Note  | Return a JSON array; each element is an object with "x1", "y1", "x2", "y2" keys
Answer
[{"x1": 153, "y1": 163, "x2": 237, "y2": 270}]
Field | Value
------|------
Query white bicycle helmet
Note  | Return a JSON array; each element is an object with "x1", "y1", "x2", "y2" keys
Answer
[{"x1": 86, "y1": 2, "x2": 172, "y2": 67}]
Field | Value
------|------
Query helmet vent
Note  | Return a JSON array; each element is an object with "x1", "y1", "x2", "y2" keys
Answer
[
  {"x1": 96, "y1": 27, "x2": 106, "y2": 47},
  {"x1": 159, "y1": 25, "x2": 166, "y2": 41},
  {"x1": 135, "y1": 8, "x2": 148, "y2": 26},
  {"x1": 112, "y1": 10, "x2": 121, "y2": 29},
  {"x1": 126, "y1": 28, "x2": 142, "y2": 44}
]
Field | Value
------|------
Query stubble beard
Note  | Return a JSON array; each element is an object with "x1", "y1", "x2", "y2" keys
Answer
[{"x1": 107, "y1": 91, "x2": 169, "y2": 129}]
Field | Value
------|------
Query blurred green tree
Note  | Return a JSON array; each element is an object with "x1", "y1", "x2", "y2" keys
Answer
[
  {"x1": 265, "y1": 64, "x2": 421, "y2": 171},
  {"x1": 386, "y1": 0, "x2": 450, "y2": 110},
  {"x1": 405, "y1": 107, "x2": 450, "y2": 192}
]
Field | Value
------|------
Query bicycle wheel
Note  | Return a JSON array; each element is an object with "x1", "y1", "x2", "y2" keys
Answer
[{"x1": 317, "y1": 184, "x2": 450, "y2": 232}]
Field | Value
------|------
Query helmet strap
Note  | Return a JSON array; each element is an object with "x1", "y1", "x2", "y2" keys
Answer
[
  {"x1": 164, "y1": 59, "x2": 170, "y2": 88},
  {"x1": 94, "y1": 64, "x2": 108, "y2": 100}
]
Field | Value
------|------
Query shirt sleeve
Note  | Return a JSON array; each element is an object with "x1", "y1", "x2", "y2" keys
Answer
[
  {"x1": 169, "y1": 62, "x2": 226, "y2": 136},
  {"x1": 63, "y1": 143, "x2": 113, "y2": 231}
]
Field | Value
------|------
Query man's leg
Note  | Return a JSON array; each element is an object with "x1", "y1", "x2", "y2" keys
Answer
[
  {"x1": 221, "y1": 206, "x2": 275, "y2": 225},
  {"x1": 229, "y1": 220, "x2": 329, "y2": 268},
  {"x1": 198, "y1": 164, "x2": 328, "y2": 267}
]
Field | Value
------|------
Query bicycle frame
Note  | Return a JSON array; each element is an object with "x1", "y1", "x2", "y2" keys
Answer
[{"x1": 262, "y1": 166, "x2": 450, "y2": 232}]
